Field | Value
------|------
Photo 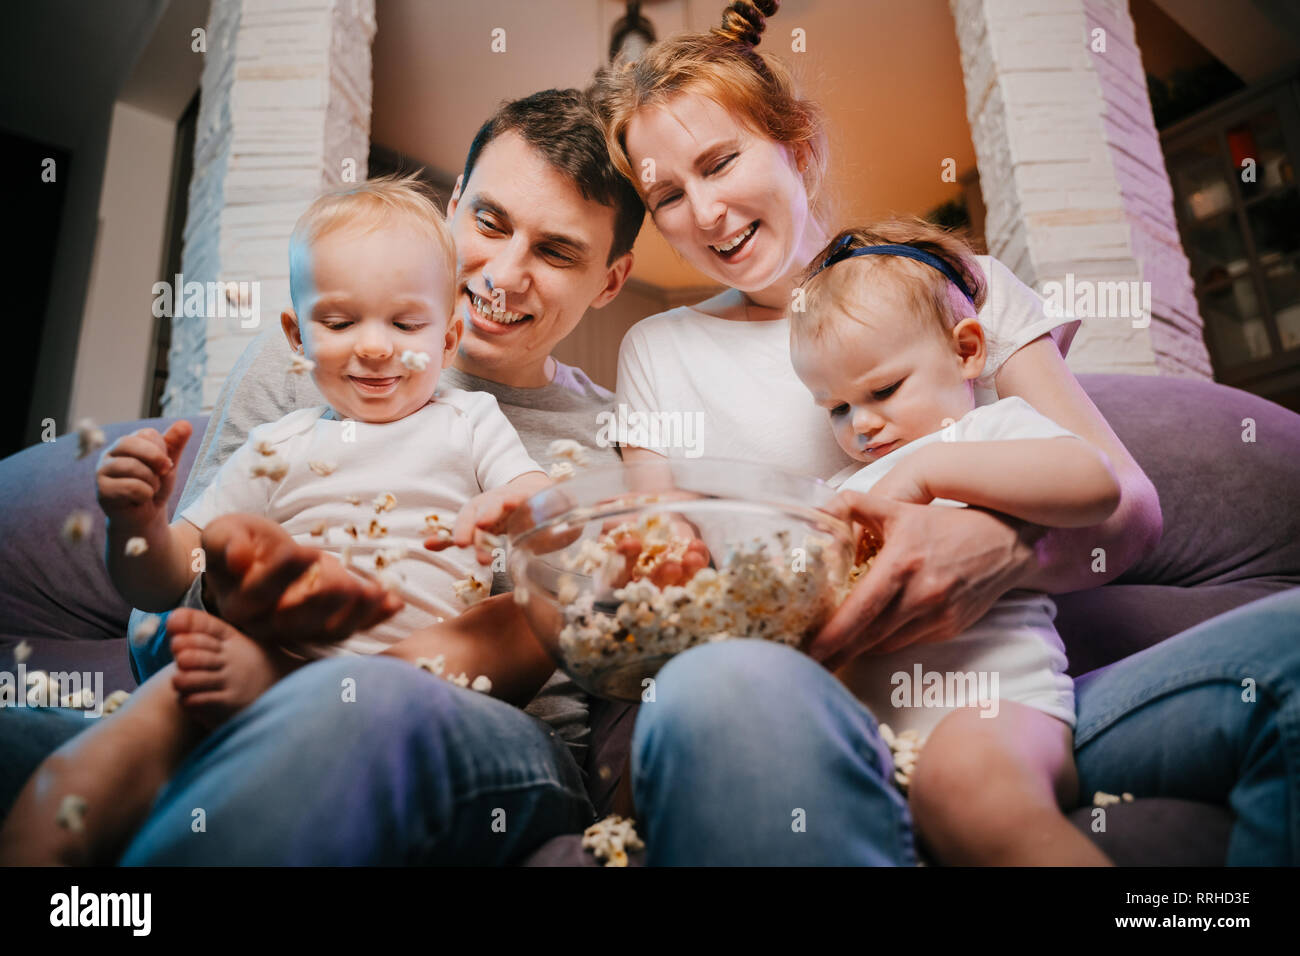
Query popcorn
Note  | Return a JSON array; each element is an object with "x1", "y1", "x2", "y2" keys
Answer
[
  {"x1": 547, "y1": 438, "x2": 589, "y2": 465},
  {"x1": 124, "y1": 536, "x2": 148, "y2": 557},
  {"x1": 254, "y1": 438, "x2": 275, "y2": 456},
  {"x1": 60, "y1": 687, "x2": 95, "y2": 710},
  {"x1": 132, "y1": 614, "x2": 161, "y2": 646},
  {"x1": 251, "y1": 454, "x2": 288, "y2": 481},
  {"x1": 308, "y1": 460, "x2": 336, "y2": 477},
  {"x1": 14, "y1": 639, "x2": 31, "y2": 664},
  {"x1": 61, "y1": 511, "x2": 93, "y2": 545},
  {"x1": 365, "y1": 519, "x2": 388, "y2": 538},
  {"x1": 373, "y1": 546, "x2": 406, "y2": 568},
  {"x1": 424, "y1": 512, "x2": 453, "y2": 542},
  {"x1": 416, "y1": 654, "x2": 446, "y2": 676},
  {"x1": 289, "y1": 353, "x2": 315, "y2": 374},
  {"x1": 1093, "y1": 791, "x2": 1136, "y2": 807},
  {"x1": 341, "y1": 524, "x2": 359, "y2": 540},
  {"x1": 309, "y1": 520, "x2": 328, "y2": 537},
  {"x1": 76, "y1": 419, "x2": 106, "y2": 459},
  {"x1": 102, "y1": 689, "x2": 131, "y2": 715},
  {"x1": 56, "y1": 794, "x2": 88, "y2": 832},
  {"x1": 549, "y1": 461, "x2": 575, "y2": 481},
  {"x1": 581, "y1": 814, "x2": 644, "y2": 867},
  {"x1": 449, "y1": 672, "x2": 470, "y2": 688},
  {"x1": 879, "y1": 722, "x2": 924, "y2": 792},
  {"x1": 372, "y1": 492, "x2": 397, "y2": 513},
  {"x1": 470, "y1": 675, "x2": 492, "y2": 693},
  {"x1": 400, "y1": 349, "x2": 431, "y2": 371},
  {"x1": 554, "y1": 515, "x2": 844, "y2": 690},
  {"x1": 453, "y1": 576, "x2": 489, "y2": 606},
  {"x1": 345, "y1": 495, "x2": 362, "y2": 506}
]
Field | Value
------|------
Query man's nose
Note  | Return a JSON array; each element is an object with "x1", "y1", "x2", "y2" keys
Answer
[{"x1": 484, "y1": 237, "x2": 530, "y2": 294}]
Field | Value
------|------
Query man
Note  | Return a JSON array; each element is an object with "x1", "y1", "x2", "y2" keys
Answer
[{"x1": 4, "y1": 88, "x2": 644, "y2": 864}]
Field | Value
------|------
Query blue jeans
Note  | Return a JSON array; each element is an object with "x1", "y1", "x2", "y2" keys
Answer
[
  {"x1": 0, "y1": 656, "x2": 594, "y2": 864},
  {"x1": 630, "y1": 588, "x2": 1300, "y2": 865},
  {"x1": 2, "y1": 590, "x2": 1296, "y2": 864}
]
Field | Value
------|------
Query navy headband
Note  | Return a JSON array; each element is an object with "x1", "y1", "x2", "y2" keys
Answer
[{"x1": 807, "y1": 234, "x2": 977, "y2": 305}]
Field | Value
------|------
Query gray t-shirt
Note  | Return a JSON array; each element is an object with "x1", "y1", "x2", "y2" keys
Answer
[{"x1": 143, "y1": 326, "x2": 617, "y2": 767}]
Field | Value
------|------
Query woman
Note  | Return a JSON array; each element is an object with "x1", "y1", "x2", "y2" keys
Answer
[{"x1": 589, "y1": 0, "x2": 1299, "y2": 864}]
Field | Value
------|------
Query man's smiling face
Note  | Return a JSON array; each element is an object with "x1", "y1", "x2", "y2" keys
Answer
[{"x1": 447, "y1": 131, "x2": 632, "y2": 387}]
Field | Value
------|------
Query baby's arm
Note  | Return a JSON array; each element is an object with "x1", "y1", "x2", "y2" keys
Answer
[
  {"x1": 879, "y1": 437, "x2": 1121, "y2": 528},
  {"x1": 425, "y1": 470, "x2": 551, "y2": 564},
  {"x1": 381, "y1": 593, "x2": 555, "y2": 707},
  {"x1": 96, "y1": 422, "x2": 204, "y2": 610}
]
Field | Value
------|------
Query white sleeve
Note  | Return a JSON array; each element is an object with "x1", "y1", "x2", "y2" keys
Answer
[
  {"x1": 962, "y1": 397, "x2": 1082, "y2": 443},
  {"x1": 974, "y1": 256, "x2": 1080, "y2": 391},
  {"x1": 615, "y1": 323, "x2": 661, "y2": 421},
  {"x1": 462, "y1": 393, "x2": 545, "y2": 490},
  {"x1": 178, "y1": 428, "x2": 276, "y2": 530}
]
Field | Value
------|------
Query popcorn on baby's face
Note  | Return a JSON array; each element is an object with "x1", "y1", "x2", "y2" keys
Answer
[
  {"x1": 284, "y1": 221, "x2": 460, "y2": 425},
  {"x1": 791, "y1": 274, "x2": 986, "y2": 465}
]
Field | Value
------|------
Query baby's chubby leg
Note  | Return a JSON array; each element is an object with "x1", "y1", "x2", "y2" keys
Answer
[
  {"x1": 906, "y1": 702, "x2": 1111, "y2": 866},
  {"x1": 0, "y1": 665, "x2": 204, "y2": 865}
]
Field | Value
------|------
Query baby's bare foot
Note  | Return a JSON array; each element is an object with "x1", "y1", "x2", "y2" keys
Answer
[{"x1": 169, "y1": 607, "x2": 300, "y2": 730}]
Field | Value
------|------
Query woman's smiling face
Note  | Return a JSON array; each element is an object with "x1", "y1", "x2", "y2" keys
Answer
[{"x1": 624, "y1": 92, "x2": 818, "y2": 293}]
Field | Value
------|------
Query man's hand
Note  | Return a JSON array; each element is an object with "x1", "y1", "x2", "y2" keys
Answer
[
  {"x1": 202, "y1": 513, "x2": 403, "y2": 645},
  {"x1": 809, "y1": 491, "x2": 1042, "y2": 670}
]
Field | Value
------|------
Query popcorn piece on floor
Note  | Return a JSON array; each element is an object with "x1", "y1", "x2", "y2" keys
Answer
[
  {"x1": 470, "y1": 675, "x2": 492, "y2": 693},
  {"x1": 124, "y1": 536, "x2": 148, "y2": 557},
  {"x1": 61, "y1": 687, "x2": 95, "y2": 709},
  {"x1": 547, "y1": 438, "x2": 588, "y2": 466},
  {"x1": 453, "y1": 576, "x2": 489, "y2": 606},
  {"x1": 308, "y1": 460, "x2": 336, "y2": 477},
  {"x1": 399, "y1": 349, "x2": 431, "y2": 371},
  {"x1": 581, "y1": 814, "x2": 644, "y2": 867},
  {"x1": 76, "y1": 419, "x2": 106, "y2": 460},
  {"x1": 549, "y1": 461, "x2": 575, "y2": 481},
  {"x1": 14, "y1": 639, "x2": 31, "y2": 664},
  {"x1": 61, "y1": 511, "x2": 93, "y2": 545},
  {"x1": 373, "y1": 492, "x2": 397, "y2": 513},
  {"x1": 132, "y1": 614, "x2": 161, "y2": 646},
  {"x1": 56, "y1": 794, "x2": 88, "y2": 832},
  {"x1": 250, "y1": 454, "x2": 288, "y2": 481},
  {"x1": 289, "y1": 353, "x2": 315, "y2": 374},
  {"x1": 103, "y1": 689, "x2": 131, "y2": 715},
  {"x1": 415, "y1": 654, "x2": 446, "y2": 676}
]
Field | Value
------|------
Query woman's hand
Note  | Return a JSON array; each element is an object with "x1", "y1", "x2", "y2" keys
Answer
[
  {"x1": 201, "y1": 513, "x2": 403, "y2": 645},
  {"x1": 809, "y1": 492, "x2": 1042, "y2": 670}
]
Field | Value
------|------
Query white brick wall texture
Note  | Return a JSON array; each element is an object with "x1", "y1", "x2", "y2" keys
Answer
[
  {"x1": 164, "y1": 0, "x2": 377, "y2": 417},
  {"x1": 950, "y1": 0, "x2": 1213, "y2": 379}
]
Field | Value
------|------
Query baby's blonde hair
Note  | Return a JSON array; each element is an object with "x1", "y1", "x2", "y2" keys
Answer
[
  {"x1": 289, "y1": 172, "x2": 457, "y2": 317},
  {"x1": 792, "y1": 218, "x2": 987, "y2": 347}
]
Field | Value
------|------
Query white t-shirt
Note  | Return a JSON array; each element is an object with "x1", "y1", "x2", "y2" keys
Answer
[
  {"x1": 832, "y1": 396, "x2": 1081, "y2": 737},
  {"x1": 615, "y1": 255, "x2": 1080, "y2": 480},
  {"x1": 180, "y1": 388, "x2": 543, "y2": 655}
]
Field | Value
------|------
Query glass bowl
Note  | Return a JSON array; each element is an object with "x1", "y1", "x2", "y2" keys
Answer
[{"x1": 505, "y1": 458, "x2": 854, "y2": 701}]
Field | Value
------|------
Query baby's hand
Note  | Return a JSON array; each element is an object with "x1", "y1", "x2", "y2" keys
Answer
[
  {"x1": 865, "y1": 456, "x2": 933, "y2": 506},
  {"x1": 95, "y1": 421, "x2": 192, "y2": 529},
  {"x1": 425, "y1": 471, "x2": 551, "y2": 566}
]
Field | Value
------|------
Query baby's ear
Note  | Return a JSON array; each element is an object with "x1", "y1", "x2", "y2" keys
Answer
[
  {"x1": 951, "y1": 317, "x2": 986, "y2": 380},
  {"x1": 441, "y1": 316, "x2": 463, "y2": 367},
  {"x1": 281, "y1": 309, "x2": 304, "y2": 352}
]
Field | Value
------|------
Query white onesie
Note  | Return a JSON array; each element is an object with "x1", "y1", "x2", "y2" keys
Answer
[
  {"x1": 830, "y1": 396, "x2": 1080, "y2": 737},
  {"x1": 181, "y1": 387, "x2": 543, "y2": 655}
]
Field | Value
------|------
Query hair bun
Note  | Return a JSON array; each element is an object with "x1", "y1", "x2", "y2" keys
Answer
[{"x1": 714, "y1": 0, "x2": 779, "y2": 49}]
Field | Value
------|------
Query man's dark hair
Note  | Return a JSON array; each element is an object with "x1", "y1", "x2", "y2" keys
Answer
[{"x1": 460, "y1": 88, "x2": 644, "y2": 265}]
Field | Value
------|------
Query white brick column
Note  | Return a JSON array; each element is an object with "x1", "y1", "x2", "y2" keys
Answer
[
  {"x1": 165, "y1": 0, "x2": 376, "y2": 416},
  {"x1": 950, "y1": 0, "x2": 1213, "y2": 378}
]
